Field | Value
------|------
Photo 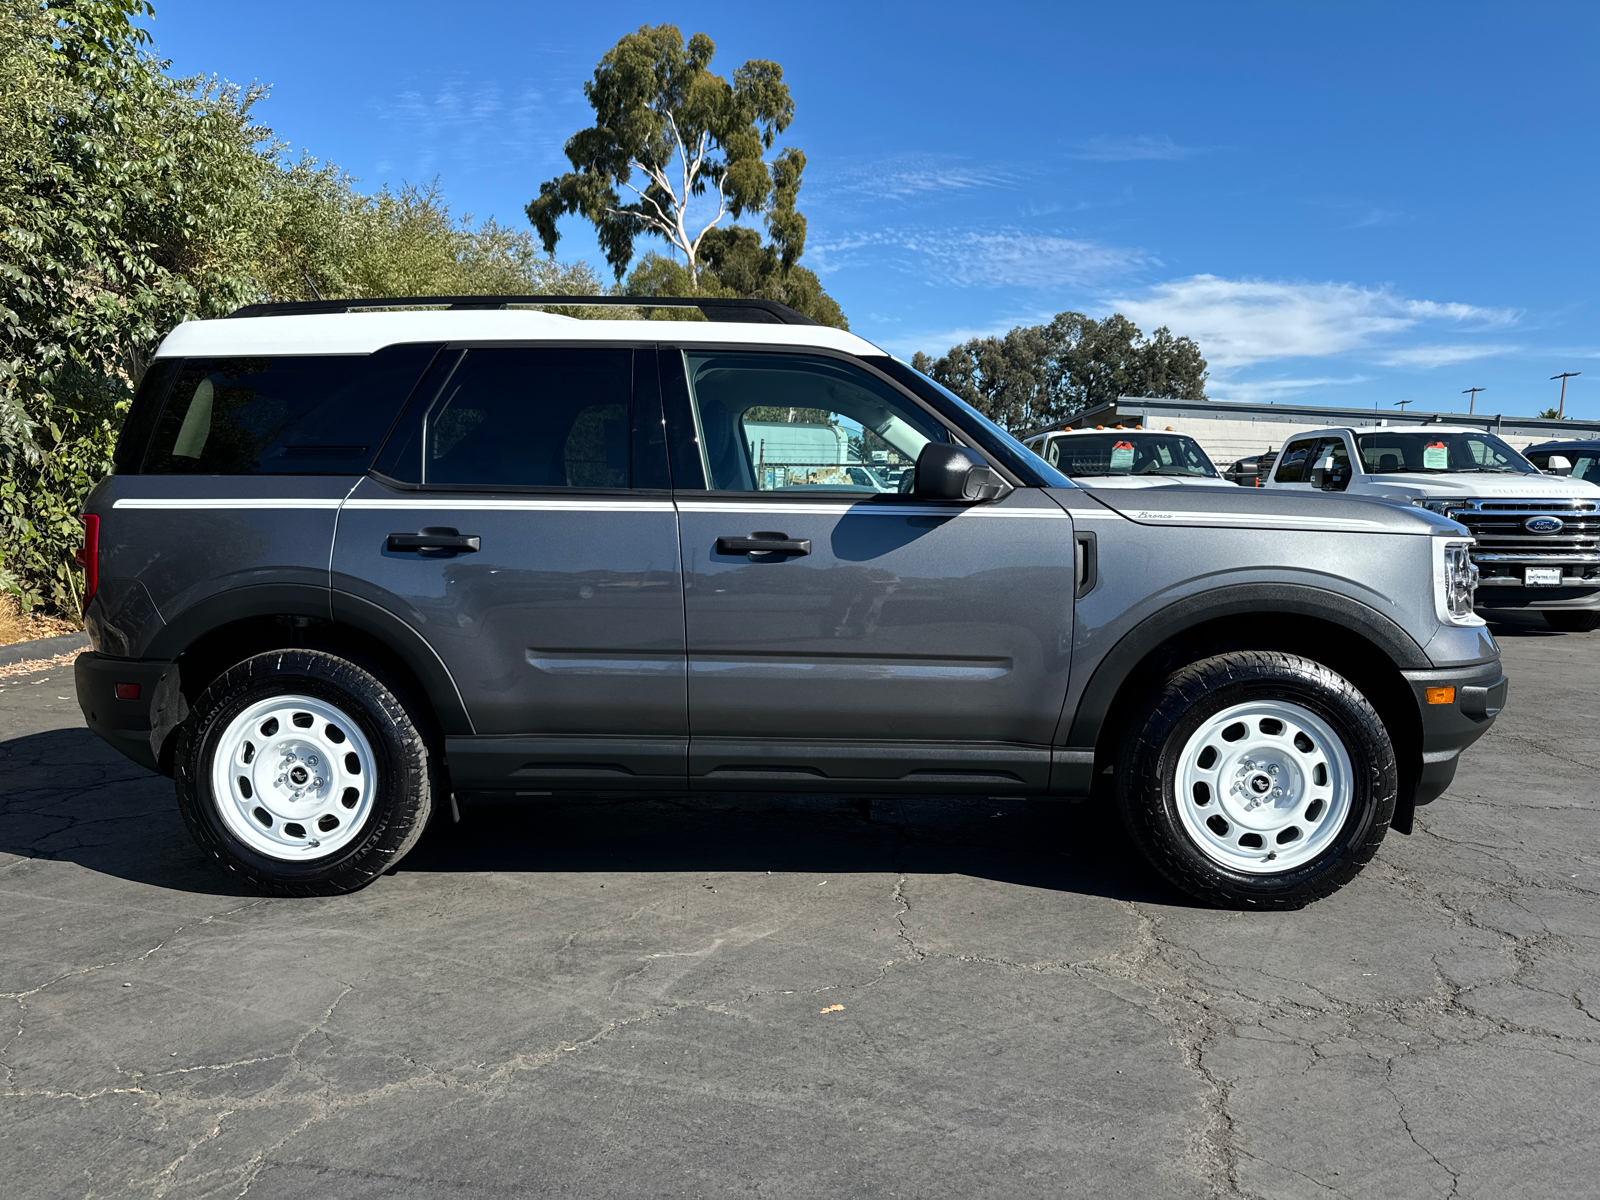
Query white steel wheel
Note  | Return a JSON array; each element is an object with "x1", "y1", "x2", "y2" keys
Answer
[
  {"x1": 208, "y1": 693, "x2": 378, "y2": 862},
  {"x1": 1175, "y1": 698, "x2": 1353, "y2": 874}
]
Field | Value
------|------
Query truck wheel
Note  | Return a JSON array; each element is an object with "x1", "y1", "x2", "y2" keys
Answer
[
  {"x1": 1543, "y1": 611, "x2": 1600, "y2": 633},
  {"x1": 174, "y1": 649, "x2": 436, "y2": 896},
  {"x1": 1117, "y1": 651, "x2": 1396, "y2": 909}
]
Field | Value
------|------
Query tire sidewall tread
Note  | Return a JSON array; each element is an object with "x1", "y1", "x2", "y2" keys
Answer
[
  {"x1": 174, "y1": 649, "x2": 435, "y2": 897},
  {"x1": 1117, "y1": 650, "x2": 1397, "y2": 910}
]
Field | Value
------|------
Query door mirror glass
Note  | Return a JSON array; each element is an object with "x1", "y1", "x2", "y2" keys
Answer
[{"x1": 913, "y1": 443, "x2": 1007, "y2": 502}]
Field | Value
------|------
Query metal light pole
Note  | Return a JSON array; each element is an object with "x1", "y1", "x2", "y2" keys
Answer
[
  {"x1": 1551, "y1": 372, "x2": 1581, "y2": 419},
  {"x1": 1394, "y1": 399, "x2": 1412, "y2": 412},
  {"x1": 1463, "y1": 386, "x2": 1484, "y2": 415}
]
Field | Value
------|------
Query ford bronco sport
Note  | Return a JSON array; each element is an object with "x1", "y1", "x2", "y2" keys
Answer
[{"x1": 75, "y1": 296, "x2": 1506, "y2": 908}]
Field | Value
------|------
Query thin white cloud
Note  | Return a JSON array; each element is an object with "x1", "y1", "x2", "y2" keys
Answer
[
  {"x1": 1074, "y1": 134, "x2": 1205, "y2": 162},
  {"x1": 1109, "y1": 275, "x2": 1520, "y2": 369},
  {"x1": 811, "y1": 228, "x2": 1154, "y2": 289},
  {"x1": 1209, "y1": 376, "x2": 1370, "y2": 403},
  {"x1": 812, "y1": 155, "x2": 1021, "y2": 205},
  {"x1": 1376, "y1": 343, "x2": 1520, "y2": 369}
]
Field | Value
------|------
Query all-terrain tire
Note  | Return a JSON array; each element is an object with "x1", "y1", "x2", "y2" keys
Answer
[
  {"x1": 174, "y1": 649, "x2": 436, "y2": 896},
  {"x1": 1117, "y1": 651, "x2": 1396, "y2": 910}
]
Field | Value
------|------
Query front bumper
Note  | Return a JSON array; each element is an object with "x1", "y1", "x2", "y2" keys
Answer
[
  {"x1": 1401, "y1": 659, "x2": 1507, "y2": 806},
  {"x1": 75, "y1": 652, "x2": 184, "y2": 775}
]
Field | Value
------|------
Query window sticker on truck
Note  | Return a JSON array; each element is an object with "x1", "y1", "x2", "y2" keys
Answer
[{"x1": 1423, "y1": 441, "x2": 1449, "y2": 469}]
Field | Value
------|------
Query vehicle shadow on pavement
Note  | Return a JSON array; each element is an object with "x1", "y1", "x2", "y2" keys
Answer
[
  {"x1": 0, "y1": 727, "x2": 1188, "y2": 906},
  {"x1": 401, "y1": 793, "x2": 1189, "y2": 906}
]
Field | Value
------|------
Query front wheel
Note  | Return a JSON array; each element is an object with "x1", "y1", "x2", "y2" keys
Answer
[
  {"x1": 1117, "y1": 651, "x2": 1396, "y2": 909},
  {"x1": 1543, "y1": 610, "x2": 1600, "y2": 633},
  {"x1": 174, "y1": 650, "x2": 437, "y2": 896}
]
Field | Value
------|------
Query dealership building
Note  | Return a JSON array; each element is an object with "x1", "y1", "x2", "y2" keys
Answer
[{"x1": 1060, "y1": 397, "x2": 1600, "y2": 469}]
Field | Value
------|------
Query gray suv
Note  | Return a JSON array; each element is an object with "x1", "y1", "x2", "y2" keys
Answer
[{"x1": 74, "y1": 296, "x2": 1507, "y2": 908}]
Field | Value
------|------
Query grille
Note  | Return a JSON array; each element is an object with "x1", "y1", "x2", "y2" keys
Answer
[{"x1": 1442, "y1": 499, "x2": 1600, "y2": 572}]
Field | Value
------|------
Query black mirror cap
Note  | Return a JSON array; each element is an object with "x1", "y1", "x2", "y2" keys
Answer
[{"x1": 914, "y1": 443, "x2": 1008, "y2": 501}]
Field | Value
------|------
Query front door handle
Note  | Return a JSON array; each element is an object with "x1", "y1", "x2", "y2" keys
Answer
[
  {"x1": 716, "y1": 531, "x2": 811, "y2": 558},
  {"x1": 387, "y1": 526, "x2": 481, "y2": 556}
]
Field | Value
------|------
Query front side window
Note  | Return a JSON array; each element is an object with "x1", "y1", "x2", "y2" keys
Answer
[
  {"x1": 1047, "y1": 433, "x2": 1219, "y2": 478},
  {"x1": 1571, "y1": 455, "x2": 1600, "y2": 485},
  {"x1": 682, "y1": 352, "x2": 948, "y2": 493},
  {"x1": 1354, "y1": 430, "x2": 1536, "y2": 475},
  {"x1": 422, "y1": 348, "x2": 633, "y2": 488},
  {"x1": 1273, "y1": 438, "x2": 1319, "y2": 483}
]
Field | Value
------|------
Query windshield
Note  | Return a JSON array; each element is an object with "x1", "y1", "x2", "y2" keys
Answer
[
  {"x1": 1354, "y1": 430, "x2": 1536, "y2": 475},
  {"x1": 875, "y1": 357, "x2": 1074, "y2": 488},
  {"x1": 1045, "y1": 433, "x2": 1220, "y2": 478}
]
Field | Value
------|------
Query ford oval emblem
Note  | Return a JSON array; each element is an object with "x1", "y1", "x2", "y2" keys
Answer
[{"x1": 1525, "y1": 515, "x2": 1565, "y2": 534}]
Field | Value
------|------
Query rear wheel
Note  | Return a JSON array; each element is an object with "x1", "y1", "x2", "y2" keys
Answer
[
  {"x1": 1543, "y1": 610, "x2": 1600, "y2": 633},
  {"x1": 175, "y1": 650, "x2": 436, "y2": 896},
  {"x1": 1117, "y1": 651, "x2": 1395, "y2": 909}
]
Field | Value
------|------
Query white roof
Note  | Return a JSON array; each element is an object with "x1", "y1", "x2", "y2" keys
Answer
[
  {"x1": 154, "y1": 310, "x2": 884, "y2": 359},
  {"x1": 1054, "y1": 426, "x2": 1186, "y2": 436},
  {"x1": 1290, "y1": 424, "x2": 1504, "y2": 439}
]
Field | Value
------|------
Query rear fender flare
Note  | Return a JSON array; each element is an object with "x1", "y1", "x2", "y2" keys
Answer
[{"x1": 145, "y1": 584, "x2": 473, "y2": 736}]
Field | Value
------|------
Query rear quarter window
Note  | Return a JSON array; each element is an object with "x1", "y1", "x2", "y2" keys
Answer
[{"x1": 139, "y1": 344, "x2": 441, "y2": 475}]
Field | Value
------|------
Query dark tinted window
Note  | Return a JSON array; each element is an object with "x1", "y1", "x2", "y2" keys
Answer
[
  {"x1": 1273, "y1": 438, "x2": 1319, "y2": 483},
  {"x1": 422, "y1": 348, "x2": 634, "y2": 488},
  {"x1": 113, "y1": 358, "x2": 182, "y2": 474},
  {"x1": 141, "y1": 344, "x2": 439, "y2": 475}
]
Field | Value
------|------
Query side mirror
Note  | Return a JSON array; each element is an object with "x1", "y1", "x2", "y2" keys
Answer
[
  {"x1": 1547, "y1": 455, "x2": 1573, "y2": 476},
  {"x1": 914, "y1": 443, "x2": 1007, "y2": 502},
  {"x1": 1309, "y1": 458, "x2": 1350, "y2": 491}
]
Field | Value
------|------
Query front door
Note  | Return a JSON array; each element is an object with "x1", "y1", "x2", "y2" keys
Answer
[
  {"x1": 662, "y1": 347, "x2": 1076, "y2": 792},
  {"x1": 333, "y1": 344, "x2": 686, "y2": 789}
]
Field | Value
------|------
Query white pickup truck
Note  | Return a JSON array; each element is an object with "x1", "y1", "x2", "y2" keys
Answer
[{"x1": 1263, "y1": 424, "x2": 1600, "y2": 631}]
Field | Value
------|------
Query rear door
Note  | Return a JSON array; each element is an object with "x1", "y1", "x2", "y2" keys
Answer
[
  {"x1": 332, "y1": 343, "x2": 687, "y2": 790},
  {"x1": 662, "y1": 346, "x2": 1076, "y2": 793}
]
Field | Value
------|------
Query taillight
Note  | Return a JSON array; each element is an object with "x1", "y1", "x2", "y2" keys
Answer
[{"x1": 76, "y1": 514, "x2": 99, "y2": 608}]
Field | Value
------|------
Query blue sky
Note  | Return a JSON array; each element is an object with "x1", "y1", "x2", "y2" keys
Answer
[{"x1": 147, "y1": 1, "x2": 1598, "y2": 418}]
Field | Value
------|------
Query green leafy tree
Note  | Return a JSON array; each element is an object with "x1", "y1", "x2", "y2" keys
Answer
[
  {"x1": 913, "y1": 311, "x2": 1208, "y2": 432},
  {"x1": 1536, "y1": 408, "x2": 1569, "y2": 420},
  {"x1": 0, "y1": 0, "x2": 602, "y2": 615},
  {"x1": 526, "y1": 24, "x2": 810, "y2": 290}
]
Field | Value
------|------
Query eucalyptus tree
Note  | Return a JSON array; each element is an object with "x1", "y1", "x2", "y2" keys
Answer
[{"x1": 526, "y1": 24, "x2": 808, "y2": 289}]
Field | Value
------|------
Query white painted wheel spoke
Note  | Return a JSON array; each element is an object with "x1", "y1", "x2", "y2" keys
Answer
[
  {"x1": 210, "y1": 694, "x2": 377, "y2": 861},
  {"x1": 1176, "y1": 698, "x2": 1354, "y2": 874}
]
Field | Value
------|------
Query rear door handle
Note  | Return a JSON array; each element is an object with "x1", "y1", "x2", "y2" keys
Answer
[
  {"x1": 387, "y1": 526, "x2": 481, "y2": 556},
  {"x1": 716, "y1": 531, "x2": 811, "y2": 558}
]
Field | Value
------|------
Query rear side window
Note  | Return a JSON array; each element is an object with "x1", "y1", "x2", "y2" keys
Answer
[
  {"x1": 418, "y1": 347, "x2": 634, "y2": 488},
  {"x1": 1273, "y1": 438, "x2": 1319, "y2": 483},
  {"x1": 140, "y1": 344, "x2": 440, "y2": 475}
]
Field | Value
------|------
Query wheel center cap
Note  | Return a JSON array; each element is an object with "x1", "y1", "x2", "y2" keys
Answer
[
  {"x1": 1249, "y1": 773, "x2": 1272, "y2": 794},
  {"x1": 289, "y1": 766, "x2": 309, "y2": 786}
]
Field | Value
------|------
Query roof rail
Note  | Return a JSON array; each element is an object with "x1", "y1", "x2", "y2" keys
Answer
[{"x1": 226, "y1": 294, "x2": 819, "y2": 325}]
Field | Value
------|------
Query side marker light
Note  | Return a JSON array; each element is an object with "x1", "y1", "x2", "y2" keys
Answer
[
  {"x1": 1425, "y1": 687, "x2": 1456, "y2": 705},
  {"x1": 115, "y1": 683, "x2": 141, "y2": 701}
]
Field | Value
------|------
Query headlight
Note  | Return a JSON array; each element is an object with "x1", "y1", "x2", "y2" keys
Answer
[
  {"x1": 1433, "y1": 537, "x2": 1483, "y2": 626},
  {"x1": 1414, "y1": 498, "x2": 1461, "y2": 517}
]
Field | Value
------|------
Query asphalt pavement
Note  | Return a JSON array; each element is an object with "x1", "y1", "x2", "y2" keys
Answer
[{"x1": 2, "y1": 619, "x2": 1596, "y2": 1198}]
